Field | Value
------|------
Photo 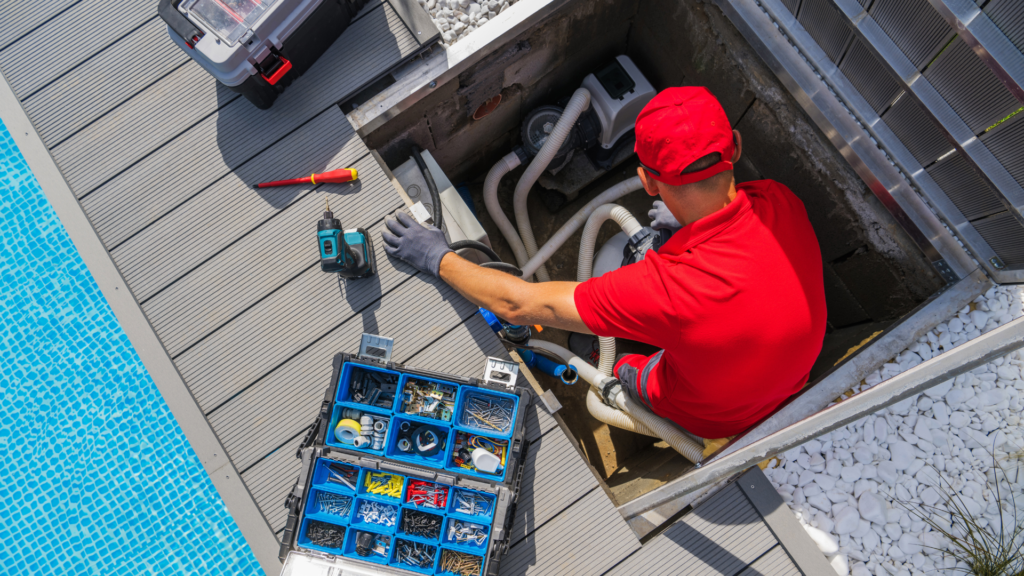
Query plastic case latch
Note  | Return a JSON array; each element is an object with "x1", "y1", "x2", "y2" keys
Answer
[
  {"x1": 259, "y1": 53, "x2": 292, "y2": 85},
  {"x1": 358, "y1": 333, "x2": 393, "y2": 362},
  {"x1": 483, "y1": 357, "x2": 518, "y2": 391}
]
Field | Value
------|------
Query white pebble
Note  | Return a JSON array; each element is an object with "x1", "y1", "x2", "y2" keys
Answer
[
  {"x1": 889, "y1": 441, "x2": 915, "y2": 470},
  {"x1": 835, "y1": 506, "x2": 861, "y2": 534},
  {"x1": 948, "y1": 411, "x2": 970, "y2": 428},
  {"x1": 898, "y1": 534, "x2": 923, "y2": 555},
  {"x1": 858, "y1": 492, "x2": 887, "y2": 525},
  {"x1": 830, "y1": 553, "x2": 850, "y2": 575}
]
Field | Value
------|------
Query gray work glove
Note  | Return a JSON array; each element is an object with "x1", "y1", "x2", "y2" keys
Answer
[
  {"x1": 381, "y1": 211, "x2": 452, "y2": 278},
  {"x1": 648, "y1": 200, "x2": 682, "y2": 233}
]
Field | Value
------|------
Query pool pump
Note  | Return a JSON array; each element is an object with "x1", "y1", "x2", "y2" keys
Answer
[
  {"x1": 519, "y1": 55, "x2": 656, "y2": 178},
  {"x1": 317, "y1": 201, "x2": 374, "y2": 279}
]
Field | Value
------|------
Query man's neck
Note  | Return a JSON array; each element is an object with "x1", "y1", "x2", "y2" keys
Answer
[{"x1": 671, "y1": 181, "x2": 738, "y2": 226}]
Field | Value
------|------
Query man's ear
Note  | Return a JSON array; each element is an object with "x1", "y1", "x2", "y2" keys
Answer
[
  {"x1": 637, "y1": 166, "x2": 660, "y2": 197},
  {"x1": 732, "y1": 130, "x2": 743, "y2": 163}
]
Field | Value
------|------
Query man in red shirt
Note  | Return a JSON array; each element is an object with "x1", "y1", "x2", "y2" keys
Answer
[{"x1": 382, "y1": 87, "x2": 827, "y2": 440}]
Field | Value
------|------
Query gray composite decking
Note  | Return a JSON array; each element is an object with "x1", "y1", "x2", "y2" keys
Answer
[{"x1": 1, "y1": 1, "x2": 824, "y2": 574}]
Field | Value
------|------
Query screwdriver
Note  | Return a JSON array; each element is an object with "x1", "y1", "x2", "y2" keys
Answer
[{"x1": 252, "y1": 167, "x2": 357, "y2": 188}]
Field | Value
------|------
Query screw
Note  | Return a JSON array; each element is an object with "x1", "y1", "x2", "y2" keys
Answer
[{"x1": 429, "y1": 81, "x2": 437, "y2": 88}]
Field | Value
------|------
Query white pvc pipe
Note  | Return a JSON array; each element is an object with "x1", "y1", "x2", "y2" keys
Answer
[
  {"x1": 527, "y1": 340, "x2": 658, "y2": 437},
  {"x1": 513, "y1": 88, "x2": 592, "y2": 281},
  {"x1": 482, "y1": 152, "x2": 530, "y2": 268},
  {"x1": 520, "y1": 176, "x2": 644, "y2": 279}
]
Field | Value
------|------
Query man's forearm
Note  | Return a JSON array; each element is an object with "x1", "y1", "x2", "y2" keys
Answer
[{"x1": 437, "y1": 253, "x2": 591, "y2": 333}]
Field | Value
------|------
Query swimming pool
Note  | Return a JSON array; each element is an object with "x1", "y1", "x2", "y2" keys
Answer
[{"x1": 0, "y1": 119, "x2": 264, "y2": 574}]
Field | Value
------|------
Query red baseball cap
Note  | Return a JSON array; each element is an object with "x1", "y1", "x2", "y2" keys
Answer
[{"x1": 634, "y1": 87, "x2": 734, "y2": 186}]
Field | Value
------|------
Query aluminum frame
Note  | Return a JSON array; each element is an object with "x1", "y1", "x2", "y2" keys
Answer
[
  {"x1": 715, "y1": 0, "x2": 976, "y2": 282},
  {"x1": 925, "y1": 0, "x2": 1024, "y2": 105},
  {"x1": 619, "y1": 313, "x2": 1024, "y2": 520},
  {"x1": 832, "y1": 0, "x2": 1024, "y2": 279}
]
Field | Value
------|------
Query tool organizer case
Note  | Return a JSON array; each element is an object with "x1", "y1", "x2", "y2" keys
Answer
[
  {"x1": 279, "y1": 336, "x2": 530, "y2": 576},
  {"x1": 160, "y1": 0, "x2": 372, "y2": 109}
]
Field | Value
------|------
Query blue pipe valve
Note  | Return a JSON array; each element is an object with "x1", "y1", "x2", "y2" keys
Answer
[{"x1": 477, "y1": 308, "x2": 576, "y2": 384}]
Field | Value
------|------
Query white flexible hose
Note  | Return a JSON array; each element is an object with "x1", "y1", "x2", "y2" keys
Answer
[
  {"x1": 578, "y1": 204, "x2": 643, "y2": 283},
  {"x1": 483, "y1": 152, "x2": 530, "y2": 268},
  {"x1": 527, "y1": 340, "x2": 657, "y2": 437},
  {"x1": 520, "y1": 176, "x2": 643, "y2": 278},
  {"x1": 514, "y1": 88, "x2": 592, "y2": 281},
  {"x1": 616, "y1": 392, "x2": 706, "y2": 463},
  {"x1": 578, "y1": 204, "x2": 642, "y2": 377}
]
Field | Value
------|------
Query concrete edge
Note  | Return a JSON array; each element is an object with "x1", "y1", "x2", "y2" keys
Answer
[
  {"x1": 737, "y1": 467, "x2": 835, "y2": 576},
  {"x1": 0, "y1": 72, "x2": 283, "y2": 575}
]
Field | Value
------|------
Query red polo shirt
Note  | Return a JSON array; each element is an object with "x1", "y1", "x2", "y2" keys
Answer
[{"x1": 574, "y1": 180, "x2": 827, "y2": 438}]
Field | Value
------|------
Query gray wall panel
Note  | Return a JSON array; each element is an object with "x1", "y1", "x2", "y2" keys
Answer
[
  {"x1": 21, "y1": 18, "x2": 189, "y2": 147},
  {"x1": 881, "y1": 94, "x2": 954, "y2": 166},
  {"x1": 973, "y1": 211, "x2": 1024, "y2": 266},
  {"x1": 797, "y1": 0, "x2": 852, "y2": 64},
  {"x1": 0, "y1": 0, "x2": 154, "y2": 98},
  {"x1": 869, "y1": 0, "x2": 954, "y2": 69},
  {"x1": 838, "y1": 38, "x2": 903, "y2": 115},
  {"x1": 985, "y1": 0, "x2": 1024, "y2": 55},
  {"x1": 922, "y1": 37, "x2": 1020, "y2": 135},
  {"x1": 53, "y1": 3, "x2": 417, "y2": 197},
  {"x1": 927, "y1": 152, "x2": 1008, "y2": 221},
  {"x1": 980, "y1": 113, "x2": 1024, "y2": 190},
  {"x1": 498, "y1": 489, "x2": 639, "y2": 576},
  {"x1": 111, "y1": 107, "x2": 365, "y2": 303}
]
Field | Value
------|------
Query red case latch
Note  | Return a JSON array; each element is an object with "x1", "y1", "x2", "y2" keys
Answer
[{"x1": 260, "y1": 56, "x2": 292, "y2": 85}]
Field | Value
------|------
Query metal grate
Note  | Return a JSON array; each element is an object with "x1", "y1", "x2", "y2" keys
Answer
[
  {"x1": 981, "y1": 113, "x2": 1024, "y2": 190},
  {"x1": 923, "y1": 36, "x2": 1021, "y2": 135},
  {"x1": 984, "y1": 0, "x2": 1024, "y2": 55},
  {"x1": 881, "y1": 94, "x2": 955, "y2": 166},
  {"x1": 869, "y1": 0, "x2": 956, "y2": 69},
  {"x1": 973, "y1": 211, "x2": 1024, "y2": 267},
  {"x1": 927, "y1": 153, "x2": 1008, "y2": 220},
  {"x1": 798, "y1": 0, "x2": 854, "y2": 63},
  {"x1": 839, "y1": 38, "x2": 904, "y2": 114}
]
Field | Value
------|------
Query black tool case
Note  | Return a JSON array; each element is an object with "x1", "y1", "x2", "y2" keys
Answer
[{"x1": 279, "y1": 335, "x2": 531, "y2": 576}]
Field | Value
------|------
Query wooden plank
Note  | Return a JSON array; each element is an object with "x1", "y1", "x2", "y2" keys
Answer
[
  {"x1": 53, "y1": 2, "x2": 417, "y2": 198},
  {"x1": 209, "y1": 277, "x2": 479, "y2": 470},
  {"x1": 736, "y1": 545, "x2": 800, "y2": 576},
  {"x1": 21, "y1": 17, "x2": 188, "y2": 147},
  {"x1": 509, "y1": 426, "x2": 597, "y2": 546},
  {"x1": 606, "y1": 484, "x2": 778, "y2": 576},
  {"x1": 0, "y1": 0, "x2": 154, "y2": 98},
  {"x1": 111, "y1": 106, "x2": 365, "y2": 305},
  {"x1": 172, "y1": 214, "x2": 408, "y2": 411},
  {"x1": 241, "y1": 432, "x2": 307, "y2": 537},
  {"x1": 498, "y1": 489, "x2": 639, "y2": 576},
  {"x1": 0, "y1": 0, "x2": 79, "y2": 52}
]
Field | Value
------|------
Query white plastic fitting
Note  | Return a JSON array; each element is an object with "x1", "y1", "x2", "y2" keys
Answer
[{"x1": 513, "y1": 88, "x2": 592, "y2": 281}]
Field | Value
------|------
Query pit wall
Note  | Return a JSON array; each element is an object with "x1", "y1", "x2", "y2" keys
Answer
[{"x1": 365, "y1": 0, "x2": 946, "y2": 329}]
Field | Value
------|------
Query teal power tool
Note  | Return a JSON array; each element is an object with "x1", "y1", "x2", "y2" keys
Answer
[{"x1": 317, "y1": 199, "x2": 374, "y2": 278}]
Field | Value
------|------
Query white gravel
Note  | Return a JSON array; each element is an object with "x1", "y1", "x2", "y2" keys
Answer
[
  {"x1": 418, "y1": 0, "x2": 520, "y2": 47},
  {"x1": 766, "y1": 285, "x2": 1024, "y2": 576}
]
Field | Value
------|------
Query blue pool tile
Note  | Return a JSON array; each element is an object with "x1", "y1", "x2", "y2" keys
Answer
[{"x1": 0, "y1": 119, "x2": 264, "y2": 575}]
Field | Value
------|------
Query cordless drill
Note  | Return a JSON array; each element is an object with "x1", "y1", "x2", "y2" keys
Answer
[{"x1": 317, "y1": 199, "x2": 374, "y2": 279}]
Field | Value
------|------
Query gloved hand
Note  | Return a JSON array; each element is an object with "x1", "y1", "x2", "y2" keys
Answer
[
  {"x1": 648, "y1": 200, "x2": 682, "y2": 233},
  {"x1": 381, "y1": 211, "x2": 452, "y2": 278}
]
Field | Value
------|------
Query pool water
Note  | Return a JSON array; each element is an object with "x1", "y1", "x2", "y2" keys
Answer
[{"x1": 0, "y1": 119, "x2": 264, "y2": 574}]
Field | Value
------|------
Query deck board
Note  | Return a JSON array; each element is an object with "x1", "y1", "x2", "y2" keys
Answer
[
  {"x1": 21, "y1": 17, "x2": 189, "y2": 147},
  {"x1": 499, "y1": 488, "x2": 640, "y2": 576},
  {"x1": 0, "y1": 0, "x2": 154, "y2": 98},
  {"x1": 0, "y1": 0, "x2": 80, "y2": 51},
  {"x1": 607, "y1": 484, "x2": 781, "y2": 576},
  {"x1": 242, "y1": 433, "x2": 308, "y2": 537},
  {"x1": 736, "y1": 545, "x2": 800, "y2": 576}
]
